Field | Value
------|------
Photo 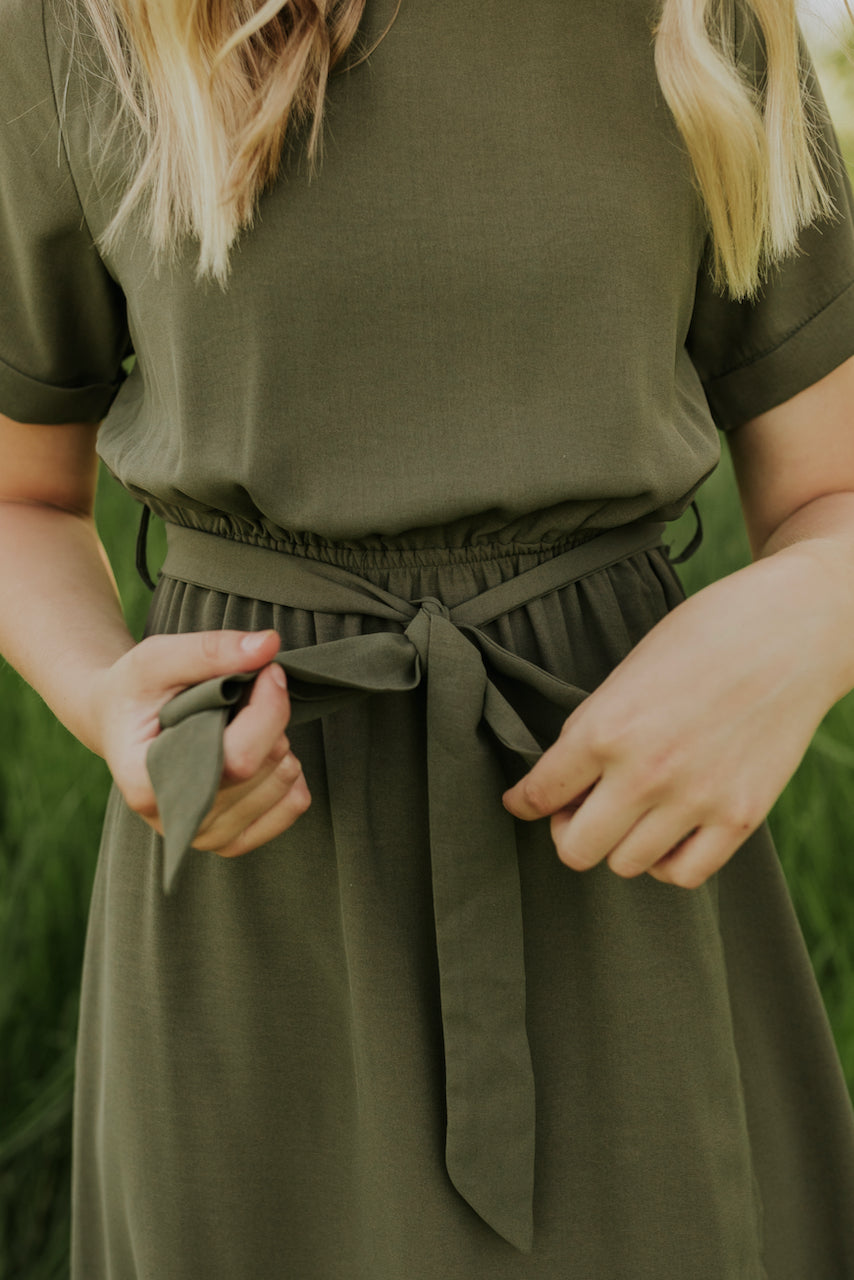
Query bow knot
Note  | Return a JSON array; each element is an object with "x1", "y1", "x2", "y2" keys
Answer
[{"x1": 413, "y1": 595, "x2": 450, "y2": 618}]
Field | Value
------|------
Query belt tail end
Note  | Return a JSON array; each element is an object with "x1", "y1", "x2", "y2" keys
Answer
[
  {"x1": 146, "y1": 708, "x2": 228, "y2": 895},
  {"x1": 444, "y1": 1096, "x2": 536, "y2": 1254},
  {"x1": 445, "y1": 1151, "x2": 535, "y2": 1254}
]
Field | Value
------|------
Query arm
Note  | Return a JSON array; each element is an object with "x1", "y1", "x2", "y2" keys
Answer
[
  {"x1": 0, "y1": 417, "x2": 137, "y2": 748},
  {"x1": 0, "y1": 414, "x2": 310, "y2": 857},
  {"x1": 503, "y1": 354, "x2": 854, "y2": 888}
]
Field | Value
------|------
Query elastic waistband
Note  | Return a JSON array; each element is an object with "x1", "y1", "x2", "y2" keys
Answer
[{"x1": 159, "y1": 518, "x2": 667, "y2": 620}]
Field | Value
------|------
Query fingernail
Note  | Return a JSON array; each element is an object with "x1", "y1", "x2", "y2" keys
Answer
[
  {"x1": 241, "y1": 630, "x2": 275, "y2": 653},
  {"x1": 270, "y1": 664, "x2": 287, "y2": 689}
]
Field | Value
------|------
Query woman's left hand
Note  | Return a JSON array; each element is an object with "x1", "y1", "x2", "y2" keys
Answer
[{"x1": 502, "y1": 544, "x2": 846, "y2": 888}]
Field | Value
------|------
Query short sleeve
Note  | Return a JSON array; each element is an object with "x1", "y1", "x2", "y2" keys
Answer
[
  {"x1": 0, "y1": 0, "x2": 131, "y2": 424},
  {"x1": 686, "y1": 45, "x2": 854, "y2": 431}
]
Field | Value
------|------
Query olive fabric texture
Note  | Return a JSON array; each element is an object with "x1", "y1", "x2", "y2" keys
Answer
[{"x1": 3, "y1": 0, "x2": 854, "y2": 1276}]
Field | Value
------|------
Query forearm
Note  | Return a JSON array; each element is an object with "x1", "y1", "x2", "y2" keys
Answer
[
  {"x1": 746, "y1": 489, "x2": 854, "y2": 705},
  {"x1": 0, "y1": 500, "x2": 136, "y2": 753}
]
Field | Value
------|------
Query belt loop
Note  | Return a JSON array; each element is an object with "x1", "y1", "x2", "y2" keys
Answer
[
  {"x1": 667, "y1": 501, "x2": 703, "y2": 565},
  {"x1": 136, "y1": 504, "x2": 157, "y2": 591}
]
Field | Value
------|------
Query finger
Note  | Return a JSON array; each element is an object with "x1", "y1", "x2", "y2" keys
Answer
[
  {"x1": 194, "y1": 672, "x2": 291, "y2": 833},
  {"x1": 114, "y1": 654, "x2": 286, "y2": 830},
  {"x1": 503, "y1": 723, "x2": 599, "y2": 820},
  {"x1": 606, "y1": 809, "x2": 701, "y2": 880},
  {"x1": 129, "y1": 627, "x2": 281, "y2": 696},
  {"x1": 222, "y1": 664, "x2": 291, "y2": 783},
  {"x1": 646, "y1": 826, "x2": 732, "y2": 890},
  {"x1": 211, "y1": 772, "x2": 312, "y2": 859},
  {"x1": 549, "y1": 778, "x2": 646, "y2": 872},
  {"x1": 194, "y1": 750, "x2": 305, "y2": 851},
  {"x1": 194, "y1": 741, "x2": 288, "y2": 834}
]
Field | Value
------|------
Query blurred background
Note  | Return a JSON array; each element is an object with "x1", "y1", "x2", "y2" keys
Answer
[{"x1": 1, "y1": 7, "x2": 853, "y2": 1277}]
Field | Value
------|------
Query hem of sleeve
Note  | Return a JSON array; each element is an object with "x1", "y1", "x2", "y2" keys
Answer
[
  {"x1": 704, "y1": 277, "x2": 854, "y2": 431},
  {"x1": 0, "y1": 353, "x2": 121, "y2": 424}
]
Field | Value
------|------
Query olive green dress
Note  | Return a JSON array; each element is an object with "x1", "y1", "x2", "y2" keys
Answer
[{"x1": 3, "y1": 0, "x2": 854, "y2": 1276}]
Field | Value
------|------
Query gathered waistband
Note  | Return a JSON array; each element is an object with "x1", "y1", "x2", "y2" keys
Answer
[{"x1": 158, "y1": 517, "x2": 668, "y2": 610}]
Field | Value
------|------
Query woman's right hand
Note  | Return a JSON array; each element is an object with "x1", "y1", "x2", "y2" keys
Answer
[{"x1": 90, "y1": 628, "x2": 311, "y2": 857}]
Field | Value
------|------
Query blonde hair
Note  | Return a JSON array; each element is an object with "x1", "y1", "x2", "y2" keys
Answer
[
  {"x1": 655, "y1": 0, "x2": 842, "y2": 297},
  {"x1": 74, "y1": 0, "x2": 844, "y2": 296}
]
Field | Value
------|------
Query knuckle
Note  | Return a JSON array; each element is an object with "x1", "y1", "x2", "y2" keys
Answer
[
  {"x1": 192, "y1": 810, "x2": 231, "y2": 851},
  {"x1": 553, "y1": 838, "x2": 596, "y2": 873},
  {"x1": 557, "y1": 714, "x2": 576, "y2": 740},
  {"x1": 290, "y1": 781, "x2": 312, "y2": 817},
  {"x1": 197, "y1": 818, "x2": 245, "y2": 854},
  {"x1": 227, "y1": 744, "x2": 259, "y2": 782},
  {"x1": 666, "y1": 861, "x2": 708, "y2": 890},
  {"x1": 520, "y1": 775, "x2": 551, "y2": 816},
  {"x1": 561, "y1": 852, "x2": 597, "y2": 873},
  {"x1": 722, "y1": 794, "x2": 761, "y2": 839},
  {"x1": 628, "y1": 747, "x2": 679, "y2": 802},
  {"x1": 277, "y1": 752, "x2": 301, "y2": 783},
  {"x1": 617, "y1": 770, "x2": 653, "y2": 809},
  {"x1": 635, "y1": 754, "x2": 666, "y2": 793},
  {"x1": 609, "y1": 854, "x2": 647, "y2": 880},
  {"x1": 686, "y1": 779, "x2": 716, "y2": 821},
  {"x1": 213, "y1": 840, "x2": 247, "y2": 860},
  {"x1": 584, "y1": 713, "x2": 628, "y2": 761},
  {"x1": 192, "y1": 832, "x2": 220, "y2": 853}
]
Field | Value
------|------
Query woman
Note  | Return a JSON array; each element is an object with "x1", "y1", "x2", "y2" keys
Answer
[{"x1": 2, "y1": 0, "x2": 854, "y2": 1274}]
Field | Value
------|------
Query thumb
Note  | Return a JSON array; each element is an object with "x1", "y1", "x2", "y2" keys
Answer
[{"x1": 131, "y1": 628, "x2": 281, "y2": 695}]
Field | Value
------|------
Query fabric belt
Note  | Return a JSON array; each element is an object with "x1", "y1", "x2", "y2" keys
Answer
[{"x1": 146, "y1": 518, "x2": 667, "y2": 1253}]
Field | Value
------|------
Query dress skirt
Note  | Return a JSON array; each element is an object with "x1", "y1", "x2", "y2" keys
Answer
[{"x1": 71, "y1": 518, "x2": 854, "y2": 1280}]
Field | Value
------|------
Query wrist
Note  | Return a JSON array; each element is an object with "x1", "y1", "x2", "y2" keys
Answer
[
  {"x1": 74, "y1": 664, "x2": 118, "y2": 759},
  {"x1": 757, "y1": 537, "x2": 854, "y2": 705},
  {"x1": 43, "y1": 633, "x2": 136, "y2": 758}
]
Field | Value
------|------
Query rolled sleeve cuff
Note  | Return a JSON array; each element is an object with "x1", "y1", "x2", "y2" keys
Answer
[
  {"x1": 0, "y1": 353, "x2": 123, "y2": 424},
  {"x1": 704, "y1": 277, "x2": 854, "y2": 431}
]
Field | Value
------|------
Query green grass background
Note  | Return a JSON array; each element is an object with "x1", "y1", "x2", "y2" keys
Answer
[{"x1": 3, "y1": 38, "x2": 854, "y2": 1280}]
